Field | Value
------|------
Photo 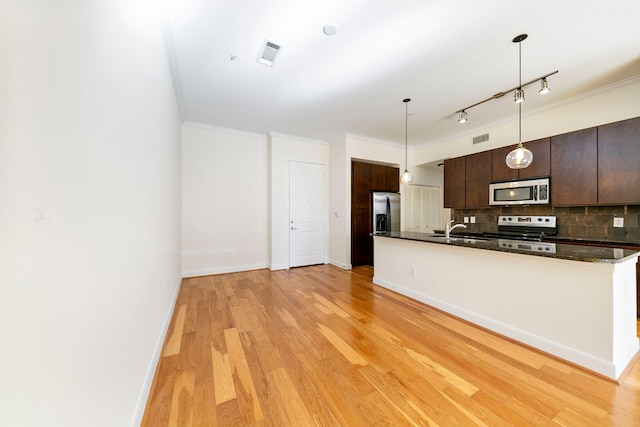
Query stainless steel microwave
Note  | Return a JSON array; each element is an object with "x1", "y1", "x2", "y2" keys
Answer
[{"x1": 489, "y1": 177, "x2": 550, "y2": 206}]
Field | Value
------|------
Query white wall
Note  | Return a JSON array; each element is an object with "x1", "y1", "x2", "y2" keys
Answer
[
  {"x1": 181, "y1": 124, "x2": 269, "y2": 276},
  {"x1": 414, "y1": 77, "x2": 640, "y2": 165},
  {"x1": 269, "y1": 133, "x2": 330, "y2": 270},
  {"x1": 329, "y1": 138, "x2": 349, "y2": 268},
  {"x1": 327, "y1": 135, "x2": 406, "y2": 269},
  {"x1": 0, "y1": 1, "x2": 182, "y2": 426}
]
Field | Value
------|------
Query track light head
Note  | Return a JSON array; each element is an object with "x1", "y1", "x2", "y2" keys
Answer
[
  {"x1": 514, "y1": 88, "x2": 525, "y2": 103},
  {"x1": 539, "y1": 78, "x2": 550, "y2": 94},
  {"x1": 458, "y1": 111, "x2": 467, "y2": 123}
]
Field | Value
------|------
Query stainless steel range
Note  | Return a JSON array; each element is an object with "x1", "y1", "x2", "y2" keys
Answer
[
  {"x1": 483, "y1": 215, "x2": 557, "y2": 240},
  {"x1": 482, "y1": 215, "x2": 558, "y2": 253}
]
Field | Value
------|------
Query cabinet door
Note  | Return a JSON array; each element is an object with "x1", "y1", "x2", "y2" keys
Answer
[
  {"x1": 598, "y1": 117, "x2": 640, "y2": 205},
  {"x1": 492, "y1": 138, "x2": 550, "y2": 182},
  {"x1": 351, "y1": 208, "x2": 372, "y2": 266},
  {"x1": 518, "y1": 138, "x2": 550, "y2": 179},
  {"x1": 550, "y1": 128, "x2": 597, "y2": 206},
  {"x1": 465, "y1": 151, "x2": 492, "y2": 208},
  {"x1": 351, "y1": 161, "x2": 371, "y2": 209},
  {"x1": 385, "y1": 166, "x2": 400, "y2": 192},
  {"x1": 492, "y1": 145, "x2": 518, "y2": 182},
  {"x1": 444, "y1": 157, "x2": 465, "y2": 208}
]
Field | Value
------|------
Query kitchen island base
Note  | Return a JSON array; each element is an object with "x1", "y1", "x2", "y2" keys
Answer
[{"x1": 373, "y1": 236, "x2": 639, "y2": 380}]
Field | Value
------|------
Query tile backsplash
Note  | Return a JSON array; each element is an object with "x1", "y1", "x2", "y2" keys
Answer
[{"x1": 452, "y1": 205, "x2": 640, "y2": 242}]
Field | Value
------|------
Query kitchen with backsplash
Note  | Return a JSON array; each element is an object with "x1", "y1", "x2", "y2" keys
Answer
[{"x1": 373, "y1": 115, "x2": 640, "y2": 382}]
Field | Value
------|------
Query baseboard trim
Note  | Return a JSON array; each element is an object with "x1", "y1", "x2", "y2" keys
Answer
[
  {"x1": 130, "y1": 276, "x2": 182, "y2": 427},
  {"x1": 328, "y1": 259, "x2": 351, "y2": 270},
  {"x1": 372, "y1": 276, "x2": 636, "y2": 381},
  {"x1": 182, "y1": 263, "x2": 269, "y2": 278}
]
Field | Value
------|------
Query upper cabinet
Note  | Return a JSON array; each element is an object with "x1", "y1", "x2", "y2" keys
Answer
[
  {"x1": 492, "y1": 145, "x2": 518, "y2": 182},
  {"x1": 597, "y1": 117, "x2": 640, "y2": 205},
  {"x1": 518, "y1": 138, "x2": 550, "y2": 179},
  {"x1": 465, "y1": 151, "x2": 492, "y2": 208},
  {"x1": 443, "y1": 157, "x2": 465, "y2": 208},
  {"x1": 550, "y1": 128, "x2": 598, "y2": 206},
  {"x1": 492, "y1": 138, "x2": 550, "y2": 182},
  {"x1": 443, "y1": 116, "x2": 639, "y2": 209}
]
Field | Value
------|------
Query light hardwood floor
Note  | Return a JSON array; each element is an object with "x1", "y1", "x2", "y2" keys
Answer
[{"x1": 142, "y1": 265, "x2": 640, "y2": 426}]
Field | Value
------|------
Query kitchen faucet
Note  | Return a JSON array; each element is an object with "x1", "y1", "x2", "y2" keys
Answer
[{"x1": 445, "y1": 220, "x2": 467, "y2": 239}]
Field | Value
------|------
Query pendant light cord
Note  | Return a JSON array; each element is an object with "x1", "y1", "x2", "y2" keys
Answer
[
  {"x1": 518, "y1": 39, "x2": 522, "y2": 145},
  {"x1": 405, "y1": 101, "x2": 408, "y2": 168}
]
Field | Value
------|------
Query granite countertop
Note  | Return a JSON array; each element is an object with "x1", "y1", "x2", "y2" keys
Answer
[{"x1": 374, "y1": 231, "x2": 640, "y2": 264}]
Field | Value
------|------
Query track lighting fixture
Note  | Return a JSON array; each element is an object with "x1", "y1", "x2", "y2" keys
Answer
[
  {"x1": 453, "y1": 35, "x2": 557, "y2": 124},
  {"x1": 514, "y1": 88, "x2": 525, "y2": 103},
  {"x1": 539, "y1": 77, "x2": 550, "y2": 94}
]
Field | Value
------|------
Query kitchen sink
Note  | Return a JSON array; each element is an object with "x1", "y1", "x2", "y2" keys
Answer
[{"x1": 427, "y1": 235, "x2": 489, "y2": 243}]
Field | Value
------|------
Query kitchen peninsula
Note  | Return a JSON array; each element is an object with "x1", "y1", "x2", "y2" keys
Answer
[{"x1": 373, "y1": 233, "x2": 640, "y2": 380}]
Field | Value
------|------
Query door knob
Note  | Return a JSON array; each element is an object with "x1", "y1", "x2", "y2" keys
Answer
[{"x1": 291, "y1": 227, "x2": 298, "y2": 230}]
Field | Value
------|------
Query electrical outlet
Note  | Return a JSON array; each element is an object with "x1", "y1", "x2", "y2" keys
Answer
[
  {"x1": 613, "y1": 217, "x2": 624, "y2": 228},
  {"x1": 463, "y1": 217, "x2": 469, "y2": 223},
  {"x1": 410, "y1": 267, "x2": 416, "y2": 277},
  {"x1": 470, "y1": 216, "x2": 476, "y2": 224}
]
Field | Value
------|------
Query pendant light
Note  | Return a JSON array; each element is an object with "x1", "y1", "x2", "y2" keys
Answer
[
  {"x1": 506, "y1": 34, "x2": 533, "y2": 170},
  {"x1": 400, "y1": 98, "x2": 414, "y2": 184}
]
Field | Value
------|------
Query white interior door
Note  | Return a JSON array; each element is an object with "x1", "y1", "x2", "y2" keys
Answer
[{"x1": 289, "y1": 161, "x2": 325, "y2": 268}]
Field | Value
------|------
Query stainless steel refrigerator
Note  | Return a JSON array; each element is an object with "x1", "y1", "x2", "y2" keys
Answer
[{"x1": 372, "y1": 192, "x2": 401, "y2": 234}]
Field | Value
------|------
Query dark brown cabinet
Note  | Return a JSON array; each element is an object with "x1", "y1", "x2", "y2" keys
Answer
[
  {"x1": 351, "y1": 161, "x2": 399, "y2": 266},
  {"x1": 465, "y1": 151, "x2": 492, "y2": 208},
  {"x1": 443, "y1": 157, "x2": 465, "y2": 208},
  {"x1": 550, "y1": 128, "x2": 598, "y2": 206},
  {"x1": 597, "y1": 117, "x2": 640, "y2": 205},
  {"x1": 492, "y1": 138, "x2": 550, "y2": 182},
  {"x1": 519, "y1": 138, "x2": 550, "y2": 179},
  {"x1": 492, "y1": 145, "x2": 518, "y2": 182}
]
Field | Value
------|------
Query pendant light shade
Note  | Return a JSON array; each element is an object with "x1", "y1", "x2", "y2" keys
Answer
[
  {"x1": 400, "y1": 98, "x2": 413, "y2": 184},
  {"x1": 506, "y1": 144, "x2": 534, "y2": 169},
  {"x1": 506, "y1": 34, "x2": 533, "y2": 170}
]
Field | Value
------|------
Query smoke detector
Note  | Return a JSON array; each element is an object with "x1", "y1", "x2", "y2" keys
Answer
[{"x1": 257, "y1": 39, "x2": 282, "y2": 67}]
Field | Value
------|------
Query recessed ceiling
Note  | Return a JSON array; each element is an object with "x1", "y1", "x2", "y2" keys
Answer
[{"x1": 165, "y1": 0, "x2": 640, "y2": 147}]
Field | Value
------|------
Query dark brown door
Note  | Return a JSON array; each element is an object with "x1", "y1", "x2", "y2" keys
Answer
[
  {"x1": 518, "y1": 138, "x2": 550, "y2": 179},
  {"x1": 492, "y1": 145, "x2": 519, "y2": 182},
  {"x1": 351, "y1": 161, "x2": 399, "y2": 266},
  {"x1": 465, "y1": 151, "x2": 492, "y2": 208},
  {"x1": 492, "y1": 138, "x2": 550, "y2": 182},
  {"x1": 444, "y1": 157, "x2": 465, "y2": 208},
  {"x1": 598, "y1": 117, "x2": 640, "y2": 205},
  {"x1": 550, "y1": 128, "x2": 598, "y2": 206}
]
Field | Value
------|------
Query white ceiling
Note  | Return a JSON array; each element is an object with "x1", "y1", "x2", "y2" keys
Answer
[{"x1": 165, "y1": 0, "x2": 640, "y2": 147}]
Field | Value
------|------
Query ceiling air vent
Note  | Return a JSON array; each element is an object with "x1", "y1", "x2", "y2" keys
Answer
[
  {"x1": 472, "y1": 133, "x2": 490, "y2": 144},
  {"x1": 257, "y1": 39, "x2": 282, "y2": 67}
]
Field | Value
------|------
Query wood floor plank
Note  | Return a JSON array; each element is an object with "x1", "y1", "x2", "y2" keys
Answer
[
  {"x1": 142, "y1": 265, "x2": 640, "y2": 426},
  {"x1": 224, "y1": 327, "x2": 264, "y2": 423},
  {"x1": 163, "y1": 304, "x2": 187, "y2": 357}
]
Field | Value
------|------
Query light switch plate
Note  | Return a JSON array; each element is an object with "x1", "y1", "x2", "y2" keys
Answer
[{"x1": 613, "y1": 217, "x2": 624, "y2": 228}]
